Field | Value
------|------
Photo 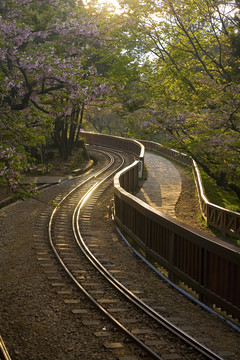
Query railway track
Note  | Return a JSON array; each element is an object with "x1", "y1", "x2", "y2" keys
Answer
[
  {"x1": 0, "y1": 336, "x2": 11, "y2": 360},
  {"x1": 46, "y1": 146, "x2": 224, "y2": 360}
]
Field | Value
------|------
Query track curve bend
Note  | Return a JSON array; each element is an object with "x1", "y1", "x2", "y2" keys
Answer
[{"x1": 48, "y1": 146, "x2": 224, "y2": 360}]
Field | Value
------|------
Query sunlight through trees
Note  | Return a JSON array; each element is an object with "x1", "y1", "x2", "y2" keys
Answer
[{"x1": 1, "y1": 0, "x2": 240, "y2": 200}]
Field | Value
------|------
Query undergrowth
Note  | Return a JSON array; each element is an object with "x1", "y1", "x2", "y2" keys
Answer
[{"x1": 199, "y1": 168, "x2": 240, "y2": 213}]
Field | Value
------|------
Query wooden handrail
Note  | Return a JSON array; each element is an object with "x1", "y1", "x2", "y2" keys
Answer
[
  {"x1": 81, "y1": 132, "x2": 240, "y2": 321},
  {"x1": 140, "y1": 139, "x2": 240, "y2": 239},
  {"x1": 114, "y1": 158, "x2": 240, "y2": 322},
  {"x1": 81, "y1": 131, "x2": 144, "y2": 178}
]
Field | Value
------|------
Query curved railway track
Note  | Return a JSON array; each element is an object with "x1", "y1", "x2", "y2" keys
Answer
[{"x1": 47, "y1": 146, "x2": 223, "y2": 360}]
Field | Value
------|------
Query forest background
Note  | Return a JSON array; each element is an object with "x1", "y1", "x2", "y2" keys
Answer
[{"x1": 0, "y1": 0, "x2": 240, "y2": 202}]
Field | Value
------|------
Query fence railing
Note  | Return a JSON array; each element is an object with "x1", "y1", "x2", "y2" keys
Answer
[
  {"x1": 81, "y1": 131, "x2": 144, "y2": 178},
  {"x1": 114, "y1": 160, "x2": 240, "y2": 322},
  {"x1": 140, "y1": 140, "x2": 240, "y2": 239},
  {"x1": 81, "y1": 132, "x2": 240, "y2": 321}
]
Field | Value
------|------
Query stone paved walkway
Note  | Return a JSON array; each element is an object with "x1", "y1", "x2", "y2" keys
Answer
[{"x1": 136, "y1": 152, "x2": 182, "y2": 218}]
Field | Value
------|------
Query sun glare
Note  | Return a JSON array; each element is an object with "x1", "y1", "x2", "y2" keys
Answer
[
  {"x1": 98, "y1": 0, "x2": 120, "y2": 8},
  {"x1": 84, "y1": 0, "x2": 121, "y2": 13}
]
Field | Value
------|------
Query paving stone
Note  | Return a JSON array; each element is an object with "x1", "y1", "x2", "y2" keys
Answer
[
  {"x1": 68, "y1": 264, "x2": 80, "y2": 267},
  {"x1": 81, "y1": 320, "x2": 100, "y2": 326},
  {"x1": 56, "y1": 243, "x2": 70, "y2": 246},
  {"x1": 131, "y1": 328, "x2": 152, "y2": 335},
  {"x1": 154, "y1": 307, "x2": 169, "y2": 314},
  {"x1": 135, "y1": 152, "x2": 182, "y2": 218},
  {"x1": 76, "y1": 275, "x2": 85, "y2": 280},
  {"x1": 51, "y1": 282, "x2": 66, "y2": 287},
  {"x1": 82, "y1": 282, "x2": 99, "y2": 286},
  {"x1": 97, "y1": 298, "x2": 118, "y2": 303},
  {"x1": 72, "y1": 269, "x2": 86, "y2": 274},
  {"x1": 98, "y1": 259, "x2": 111, "y2": 264},
  {"x1": 162, "y1": 355, "x2": 182, "y2": 360},
  {"x1": 94, "y1": 331, "x2": 111, "y2": 337},
  {"x1": 71, "y1": 309, "x2": 88, "y2": 314},
  {"x1": 103, "y1": 342, "x2": 123, "y2": 349},
  {"x1": 145, "y1": 339, "x2": 167, "y2": 346},
  {"x1": 119, "y1": 318, "x2": 138, "y2": 324},
  {"x1": 89, "y1": 290, "x2": 104, "y2": 294},
  {"x1": 40, "y1": 263, "x2": 55, "y2": 267},
  {"x1": 63, "y1": 299, "x2": 80, "y2": 304}
]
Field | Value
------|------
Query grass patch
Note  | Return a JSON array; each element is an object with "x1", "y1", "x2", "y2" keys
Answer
[{"x1": 199, "y1": 169, "x2": 240, "y2": 213}]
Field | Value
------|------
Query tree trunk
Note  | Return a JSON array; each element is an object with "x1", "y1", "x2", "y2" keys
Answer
[
  {"x1": 75, "y1": 103, "x2": 85, "y2": 143},
  {"x1": 69, "y1": 107, "x2": 79, "y2": 156},
  {"x1": 61, "y1": 116, "x2": 69, "y2": 160},
  {"x1": 52, "y1": 105, "x2": 88, "y2": 161}
]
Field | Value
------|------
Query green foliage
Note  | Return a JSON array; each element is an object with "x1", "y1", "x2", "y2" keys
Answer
[
  {"x1": 69, "y1": 148, "x2": 87, "y2": 168},
  {"x1": 1, "y1": 0, "x2": 240, "y2": 206},
  {"x1": 116, "y1": 0, "x2": 240, "y2": 200},
  {"x1": 49, "y1": 200, "x2": 60, "y2": 207},
  {"x1": 200, "y1": 168, "x2": 240, "y2": 213},
  {"x1": 0, "y1": 0, "x2": 112, "y2": 196},
  {"x1": 85, "y1": 106, "x2": 126, "y2": 135}
]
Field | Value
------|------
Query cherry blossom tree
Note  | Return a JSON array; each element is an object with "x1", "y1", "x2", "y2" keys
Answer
[{"x1": 0, "y1": 0, "x2": 110, "y2": 194}]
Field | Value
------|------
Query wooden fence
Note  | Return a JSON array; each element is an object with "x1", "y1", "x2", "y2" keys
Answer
[
  {"x1": 82, "y1": 132, "x2": 240, "y2": 321},
  {"x1": 81, "y1": 131, "x2": 144, "y2": 178},
  {"x1": 140, "y1": 140, "x2": 240, "y2": 239}
]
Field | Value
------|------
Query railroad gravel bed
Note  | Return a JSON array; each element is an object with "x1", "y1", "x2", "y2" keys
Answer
[
  {"x1": 0, "y1": 153, "x2": 239, "y2": 359},
  {"x1": 92, "y1": 188, "x2": 240, "y2": 359}
]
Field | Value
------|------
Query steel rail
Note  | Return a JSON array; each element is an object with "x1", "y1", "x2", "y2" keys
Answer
[
  {"x1": 48, "y1": 146, "x2": 222, "y2": 360},
  {"x1": 70, "y1": 152, "x2": 164, "y2": 359},
  {"x1": 0, "y1": 336, "x2": 11, "y2": 360},
  {"x1": 48, "y1": 149, "x2": 164, "y2": 359},
  {"x1": 48, "y1": 149, "x2": 153, "y2": 352},
  {"x1": 73, "y1": 174, "x2": 224, "y2": 360}
]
